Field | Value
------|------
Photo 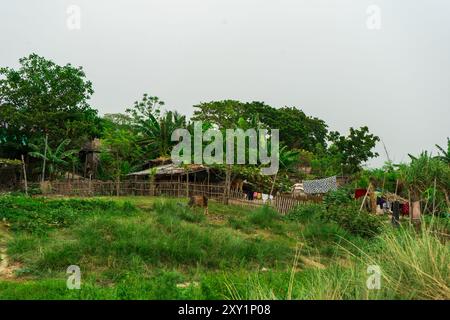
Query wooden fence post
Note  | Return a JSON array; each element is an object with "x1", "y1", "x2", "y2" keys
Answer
[
  {"x1": 186, "y1": 173, "x2": 189, "y2": 197},
  {"x1": 21, "y1": 154, "x2": 28, "y2": 196}
]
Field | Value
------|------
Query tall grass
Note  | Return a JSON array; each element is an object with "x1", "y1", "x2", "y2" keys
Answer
[
  {"x1": 345, "y1": 221, "x2": 450, "y2": 300},
  {"x1": 226, "y1": 220, "x2": 449, "y2": 300},
  {"x1": 248, "y1": 206, "x2": 279, "y2": 228}
]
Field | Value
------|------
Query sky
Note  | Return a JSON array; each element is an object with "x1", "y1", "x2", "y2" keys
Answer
[{"x1": 1, "y1": 0, "x2": 449, "y2": 167}]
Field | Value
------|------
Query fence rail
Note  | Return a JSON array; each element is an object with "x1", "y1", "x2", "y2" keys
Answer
[{"x1": 25, "y1": 180, "x2": 323, "y2": 215}]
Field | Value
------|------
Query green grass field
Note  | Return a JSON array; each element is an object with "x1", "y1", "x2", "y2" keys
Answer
[{"x1": 0, "y1": 195, "x2": 448, "y2": 300}]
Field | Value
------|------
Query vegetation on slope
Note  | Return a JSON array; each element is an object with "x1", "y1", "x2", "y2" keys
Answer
[{"x1": 0, "y1": 196, "x2": 448, "y2": 300}]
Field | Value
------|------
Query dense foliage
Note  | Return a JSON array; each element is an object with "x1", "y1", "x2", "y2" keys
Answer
[{"x1": 0, "y1": 54, "x2": 100, "y2": 159}]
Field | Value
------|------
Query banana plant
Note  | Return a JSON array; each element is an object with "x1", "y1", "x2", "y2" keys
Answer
[
  {"x1": 134, "y1": 111, "x2": 186, "y2": 158},
  {"x1": 29, "y1": 139, "x2": 78, "y2": 180},
  {"x1": 435, "y1": 138, "x2": 450, "y2": 164}
]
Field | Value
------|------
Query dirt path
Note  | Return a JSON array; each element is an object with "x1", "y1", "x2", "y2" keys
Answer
[{"x1": 0, "y1": 223, "x2": 17, "y2": 279}]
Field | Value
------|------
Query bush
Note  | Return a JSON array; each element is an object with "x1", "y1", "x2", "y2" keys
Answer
[
  {"x1": 320, "y1": 203, "x2": 384, "y2": 238},
  {"x1": 228, "y1": 216, "x2": 252, "y2": 232},
  {"x1": 323, "y1": 188, "x2": 353, "y2": 207},
  {"x1": 285, "y1": 204, "x2": 325, "y2": 222},
  {"x1": 248, "y1": 206, "x2": 279, "y2": 228},
  {"x1": 153, "y1": 200, "x2": 205, "y2": 223},
  {"x1": 286, "y1": 201, "x2": 382, "y2": 239}
]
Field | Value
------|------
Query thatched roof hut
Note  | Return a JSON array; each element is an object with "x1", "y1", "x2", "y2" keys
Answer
[{"x1": 128, "y1": 163, "x2": 208, "y2": 177}]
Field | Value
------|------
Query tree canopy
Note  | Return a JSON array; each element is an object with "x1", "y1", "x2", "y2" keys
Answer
[
  {"x1": 192, "y1": 100, "x2": 328, "y2": 152},
  {"x1": 0, "y1": 54, "x2": 386, "y2": 185},
  {"x1": 0, "y1": 54, "x2": 100, "y2": 158}
]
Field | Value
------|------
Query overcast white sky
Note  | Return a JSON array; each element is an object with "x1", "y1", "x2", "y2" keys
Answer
[{"x1": 1, "y1": 0, "x2": 449, "y2": 167}]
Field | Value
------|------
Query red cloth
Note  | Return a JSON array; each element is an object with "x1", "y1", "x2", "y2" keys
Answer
[
  {"x1": 401, "y1": 203, "x2": 409, "y2": 216},
  {"x1": 355, "y1": 189, "x2": 367, "y2": 199}
]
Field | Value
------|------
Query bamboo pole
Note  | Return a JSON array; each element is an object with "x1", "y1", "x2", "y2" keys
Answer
[
  {"x1": 359, "y1": 183, "x2": 372, "y2": 212},
  {"x1": 186, "y1": 172, "x2": 189, "y2": 197},
  {"x1": 116, "y1": 175, "x2": 120, "y2": 196},
  {"x1": 21, "y1": 154, "x2": 28, "y2": 196},
  {"x1": 269, "y1": 171, "x2": 278, "y2": 199},
  {"x1": 432, "y1": 177, "x2": 437, "y2": 215},
  {"x1": 224, "y1": 165, "x2": 231, "y2": 204},
  {"x1": 207, "y1": 168, "x2": 210, "y2": 197},
  {"x1": 89, "y1": 174, "x2": 92, "y2": 196},
  {"x1": 41, "y1": 133, "x2": 48, "y2": 183}
]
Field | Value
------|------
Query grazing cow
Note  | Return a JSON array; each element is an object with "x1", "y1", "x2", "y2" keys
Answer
[
  {"x1": 231, "y1": 179, "x2": 245, "y2": 192},
  {"x1": 188, "y1": 195, "x2": 209, "y2": 215}
]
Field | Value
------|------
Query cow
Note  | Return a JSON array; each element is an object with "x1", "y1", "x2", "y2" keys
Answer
[
  {"x1": 188, "y1": 195, "x2": 209, "y2": 215},
  {"x1": 231, "y1": 179, "x2": 245, "y2": 192}
]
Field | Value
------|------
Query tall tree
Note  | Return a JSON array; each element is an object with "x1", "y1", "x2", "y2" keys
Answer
[
  {"x1": 100, "y1": 125, "x2": 142, "y2": 193},
  {"x1": 126, "y1": 94, "x2": 186, "y2": 159},
  {"x1": 328, "y1": 126, "x2": 380, "y2": 174},
  {"x1": 0, "y1": 54, "x2": 99, "y2": 158}
]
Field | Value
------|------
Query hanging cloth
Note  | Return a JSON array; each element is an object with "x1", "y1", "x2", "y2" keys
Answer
[
  {"x1": 355, "y1": 189, "x2": 367, "y2": 199},
  {"x1": 303, "y1": 176, "x2": 337, "y2": 194}
]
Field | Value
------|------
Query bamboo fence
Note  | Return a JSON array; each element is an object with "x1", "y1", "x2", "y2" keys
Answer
[{"x1": 25, "y1": 180, "x2": 323, "y2": 215}]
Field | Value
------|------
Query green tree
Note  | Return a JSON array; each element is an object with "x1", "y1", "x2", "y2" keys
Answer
[
  {"x1": 100, "y1": 125, "x2": 142, "y2": 194},
  {"x1": 126, "y1": 94, "x2": 187, "y2": 158},
  {"x1": 328, "y1": 126, "x2": 380, "y2": 174},
  {"x1": 192, "y1": 100, "x2": 328, "y2": 152},
  {"x1": 269, "y1": 146, "x2": 301, "y2": 195},
  {"x1": 399, "y1": 152, "x2": 450, "y2": 212},
  {"x1": 0, "y1": 54, "x2": 100, "y2": 158}
]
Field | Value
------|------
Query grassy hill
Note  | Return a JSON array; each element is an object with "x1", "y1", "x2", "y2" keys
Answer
[{"x1": 0, "y1": 196, "x2": 448, "y2": 299}]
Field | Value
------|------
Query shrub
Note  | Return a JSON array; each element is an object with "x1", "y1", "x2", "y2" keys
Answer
[
  {"x1": 285, "y1": 204, "x2": 325, "y2": 222},
  {"x1": 228, "y1": 217, "x2": 252, "y2": 232},
  {"x1": 320, "y1": 203, "x2": 384, "y2": 238},
  {"x1": 248, "y1": 206, "x2": 279, "y2": 228},
  {"x1": 323, "y1": 187, "x2": 353, "y2": 207},
  {"x1": 153, "y1": 200, "x2": 205, "y2": 223}
]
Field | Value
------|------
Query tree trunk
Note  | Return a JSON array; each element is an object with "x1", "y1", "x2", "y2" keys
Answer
[
  {"x1": 42, "y1": 133, "x2": 48, "y2": 182},
  {"x1": 444, "y1": 189, "x2": 449, "y2": 208},
  {"x1": 21, "y1": 154, "x2": 28, "y2": 196},
  {"x1": 116, "y1": 175, "x2": 120, "y2": 197},
  {"x1": 224, "y1": 165, "x2": 231, "y2": 205},
  {"x1": 410, "y1": 189, "x2": 422, "y2": 229}
]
